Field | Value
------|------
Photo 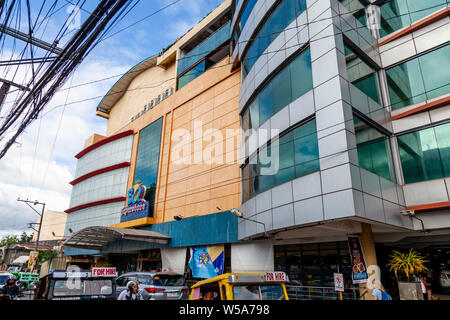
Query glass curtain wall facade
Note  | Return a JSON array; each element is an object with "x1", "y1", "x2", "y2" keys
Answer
[
  {"x1": 386, "y1": 44, "x2": 450, "y2": 110},
  {"x1": 134, "y1": 117, "x2": 163, "y2": 215},
  {"x1": 344, "y1": 43, "x2": 380, "y2": 104},
  {"x1": 241, "y1": 0, "x2": 307, "y2": 78},
  {"x1": 398, "y1": 122, "x2": 450, "y2": 184},
  {"x1": 338, "y1": 0, "x2": 367, "y2": 27},
  {"x1": 232, "y1": 0, "x2": 257, "y2": 50},
  {"x1": 379, "y1": 0, "x2": 450, "y2": 37},
  {"x1": 242, "y1": 119, "x2": 320, "y2": 202},
  {"x1": 241, "y1": 47, "x2": 313, "y2": 133},
  {"x1": 354, "y1": 115, "x2": 395, "y2": 181}
]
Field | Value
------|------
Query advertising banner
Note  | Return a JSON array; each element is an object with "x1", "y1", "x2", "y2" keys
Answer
[
  {"x1": 27, "y1": 251, "x2": 39, "y2": 271},
  {"x1": 348, "y1": 236, "x2": 368, "y2": 284},
  {"x1": 188, "y1": 245, "x2": 224, "y2": 279}
]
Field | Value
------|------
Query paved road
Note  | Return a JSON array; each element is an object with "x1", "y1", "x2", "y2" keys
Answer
[{"x1": 19, "y1": 291, "x2": 34, "y2": 300}]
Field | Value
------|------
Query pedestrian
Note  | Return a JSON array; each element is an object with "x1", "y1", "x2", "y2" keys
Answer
[
  {"x1": 372, "y1": 281, "x2": 392, "y2": 300},
  {"x1": 117, "y1": 281, "x2": 144, "y2": 300},
  {"x1": 418, "y1": 274, "x2": 432, "y2": 300}
]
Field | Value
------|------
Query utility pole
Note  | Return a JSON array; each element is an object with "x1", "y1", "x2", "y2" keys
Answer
[{"x1": 17, "y1": 198, "x2": 46, "y2": 273}]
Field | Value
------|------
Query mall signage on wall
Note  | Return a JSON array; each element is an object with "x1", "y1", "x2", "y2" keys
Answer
[
  {"x1": 130, "y1": 87, "x2": 174, "y2": 123},
  {"x1": 120, "y1": 180, "x2": 151, "y2": 223}
]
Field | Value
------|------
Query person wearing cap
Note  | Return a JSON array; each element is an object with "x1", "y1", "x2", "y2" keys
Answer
[{"x1": 117, "y1": 281, "x2": 144, "y2": 300}]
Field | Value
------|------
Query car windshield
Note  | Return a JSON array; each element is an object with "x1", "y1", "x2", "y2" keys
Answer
[
  {"x1": 152, "y1": 274, "x2": 185, "y2": 287},
  {"x1": 53, "y1": 279, "x2": 113, "y2": 296},
  {"x1": 233, "y1": 284, "x2": 285, "y2": 300},
  {"x1": 0, "y1": 275, "x2": 10, "y2": 285}
]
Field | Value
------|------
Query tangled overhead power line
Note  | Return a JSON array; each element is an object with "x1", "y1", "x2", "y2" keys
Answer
[{"x1": 0, "y1": 0, "x2": 139, "y2": 159}]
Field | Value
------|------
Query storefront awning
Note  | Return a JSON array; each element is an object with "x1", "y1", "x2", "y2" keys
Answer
[{"x1": 64, "y1": 226, "x2": 171, "y2": 250}]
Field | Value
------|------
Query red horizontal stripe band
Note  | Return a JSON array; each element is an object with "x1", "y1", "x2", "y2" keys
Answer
[
  {"x1": 391, "y1": 96, "x2": 450, "y2": 120},
  {"x1": 379, "y1": 7, "x2": 450, "y2": 47},
  {"x1": 75, "y1": 130, "x2": 134, "y2": 159},
  {"x1": 65, "y1": 197, "x2": 126, "y2": 214},
  {"x1": 70, "y1": 162, "x2": 131, "y2": 186},
  {"x1": 407, "y1": 201, "x2": 450, "y2": 213}
]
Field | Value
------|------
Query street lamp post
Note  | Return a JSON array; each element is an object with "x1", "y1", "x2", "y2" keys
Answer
[{"x1": 230, "y1": 208, "x2": 267, "y2": 236}]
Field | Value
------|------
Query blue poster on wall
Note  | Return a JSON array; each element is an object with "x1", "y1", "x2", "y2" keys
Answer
[{"x1": 189, "y1": 245, "x2": 224, "y2": 279}]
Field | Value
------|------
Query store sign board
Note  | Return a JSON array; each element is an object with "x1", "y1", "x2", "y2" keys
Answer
[
  {"x1": 120, "y1": 180, "x2": 151, "y2": 223},
  {"x1": 348, "y1": 236, "x2": 368, "y2": 284},
  {"x1": 92, "y1": 267, "x2": 117, "y2": 277},
  {"x1": 334, "y1": 273, "x2": 345, "y2": 292},
  {"x1": 265, "y1": 272, "x2": 288, "y2": 282}
]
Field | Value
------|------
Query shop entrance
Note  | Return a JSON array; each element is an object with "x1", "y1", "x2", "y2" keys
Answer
[
  {"x1": 137, "y1": 249, "x2": 162, "y2": 272},
  {"x1": 275, "y1": 242, "x2": 354, "y2": 287},
  {"x1": 377, "y1": 244, "x2": 450, "y2": 300},
  {"x1": 107, "y1": 253, "x2": 138, "y2": 274}
]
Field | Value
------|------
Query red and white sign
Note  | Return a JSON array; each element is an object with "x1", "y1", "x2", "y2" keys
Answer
[
  {"x1": 265, "y1": 272, "x2": 288, "y2": 282},
  {"x1": 92, "y1": 267, "x2": 117, "y2": 277},
  {"x1": 334, "y1": 273, "x2": 345, "y2": 292}
]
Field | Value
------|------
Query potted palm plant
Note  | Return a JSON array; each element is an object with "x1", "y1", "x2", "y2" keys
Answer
[{"x1": 387, "y1": 249, "x2": 428, "y2": 300}]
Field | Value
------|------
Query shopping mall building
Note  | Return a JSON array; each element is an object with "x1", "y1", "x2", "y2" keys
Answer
[{"x1": 63, "y1": 0, "x2": 450, "y2": 297}]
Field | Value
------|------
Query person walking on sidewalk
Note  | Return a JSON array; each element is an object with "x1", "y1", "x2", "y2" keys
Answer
[{"x1": 372, "y1": 281, "x2": 392, "y2": 300}]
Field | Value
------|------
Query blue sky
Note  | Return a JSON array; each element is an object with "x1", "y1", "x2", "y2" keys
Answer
[{"x1": 0, "y1": 0, "x2": 225, "y2": 237}]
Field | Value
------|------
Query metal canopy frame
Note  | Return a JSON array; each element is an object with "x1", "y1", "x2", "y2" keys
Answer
[{"x1": 64, "y1": 226, "x2": 171, "y2": 250}]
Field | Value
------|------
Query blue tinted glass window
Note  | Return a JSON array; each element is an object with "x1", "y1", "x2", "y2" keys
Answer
[
  {"x1": 338, "y1": 0, "x2": 367, "y2": 26},
  {"x1": 177, "y1": 60, "x2": 206, "y2": 90},
  {"x1": 242, "y1": 0, "x2": 306, "y2": 79},
  {"x1": 241, "y1": 119, "x2": 319, "y2": 202},
  {"x1": 354, "y1": 115, "x2": 395, "y2": 181},
  {"x1": 241, "y1": 47, "x2": 313, "y2": 131},
  {"x1": 134, "y1": 118, "x2": 163, "y2": 214},
  {"x1": 386, "y1": 44, "x2": 450, "y2": 110},
  {"x1": 178, "y1": 22, "x2": 231, "y2": 76},
  {"x1": 344, "y1": 44, "x2": 380, "y2": 103},
  {"x1": 177, "y1": 21, "x2": 231, "y2": 88},
  {"x1": 380, "y1": 0, "x2": 449, "y2": 37},
  {"x1": 232, "y1": 0, "x2": 258, "y2": 49},
  {"x1": 398, "y1": 122, "x2": 450, "y2": 184}
]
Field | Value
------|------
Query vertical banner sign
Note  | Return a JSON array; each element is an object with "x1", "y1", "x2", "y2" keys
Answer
[
  {"x1": 27, "y1": 251, "x2": 39, "y2": 271},
  {"x1": 348, "y1": 237, "x2": 368, "y2": 284},
  {"x1": 334, "y1": 273, "x2": 345, "y2": 292},
  {"x1": 189, "y1": 245, "x2": 224, "y2": 279}
]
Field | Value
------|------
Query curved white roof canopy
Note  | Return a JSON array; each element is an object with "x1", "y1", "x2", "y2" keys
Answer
[{"x1": 64, "y1": 226, "x2": 170, "y2": 250}]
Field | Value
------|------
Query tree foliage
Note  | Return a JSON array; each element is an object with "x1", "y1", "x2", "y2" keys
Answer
[
  {"x1": 387, "y1": 249, "x2": 428, "y2": 279},
  {"x1": 0, "y1": 232, "x2": 33, "y2": 247}
]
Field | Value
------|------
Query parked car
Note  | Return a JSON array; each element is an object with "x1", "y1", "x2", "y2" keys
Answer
[
  {"x1": 439, "y1": 262, "x2": 450, "y2": 293},
  {"x1": 115, "y1": 272, "x2": 188, "y2": 300}
]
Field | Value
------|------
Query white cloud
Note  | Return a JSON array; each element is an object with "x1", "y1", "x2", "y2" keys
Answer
[{"x1": 0, "y1": 58, "x2": 131, "y2": 236}]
